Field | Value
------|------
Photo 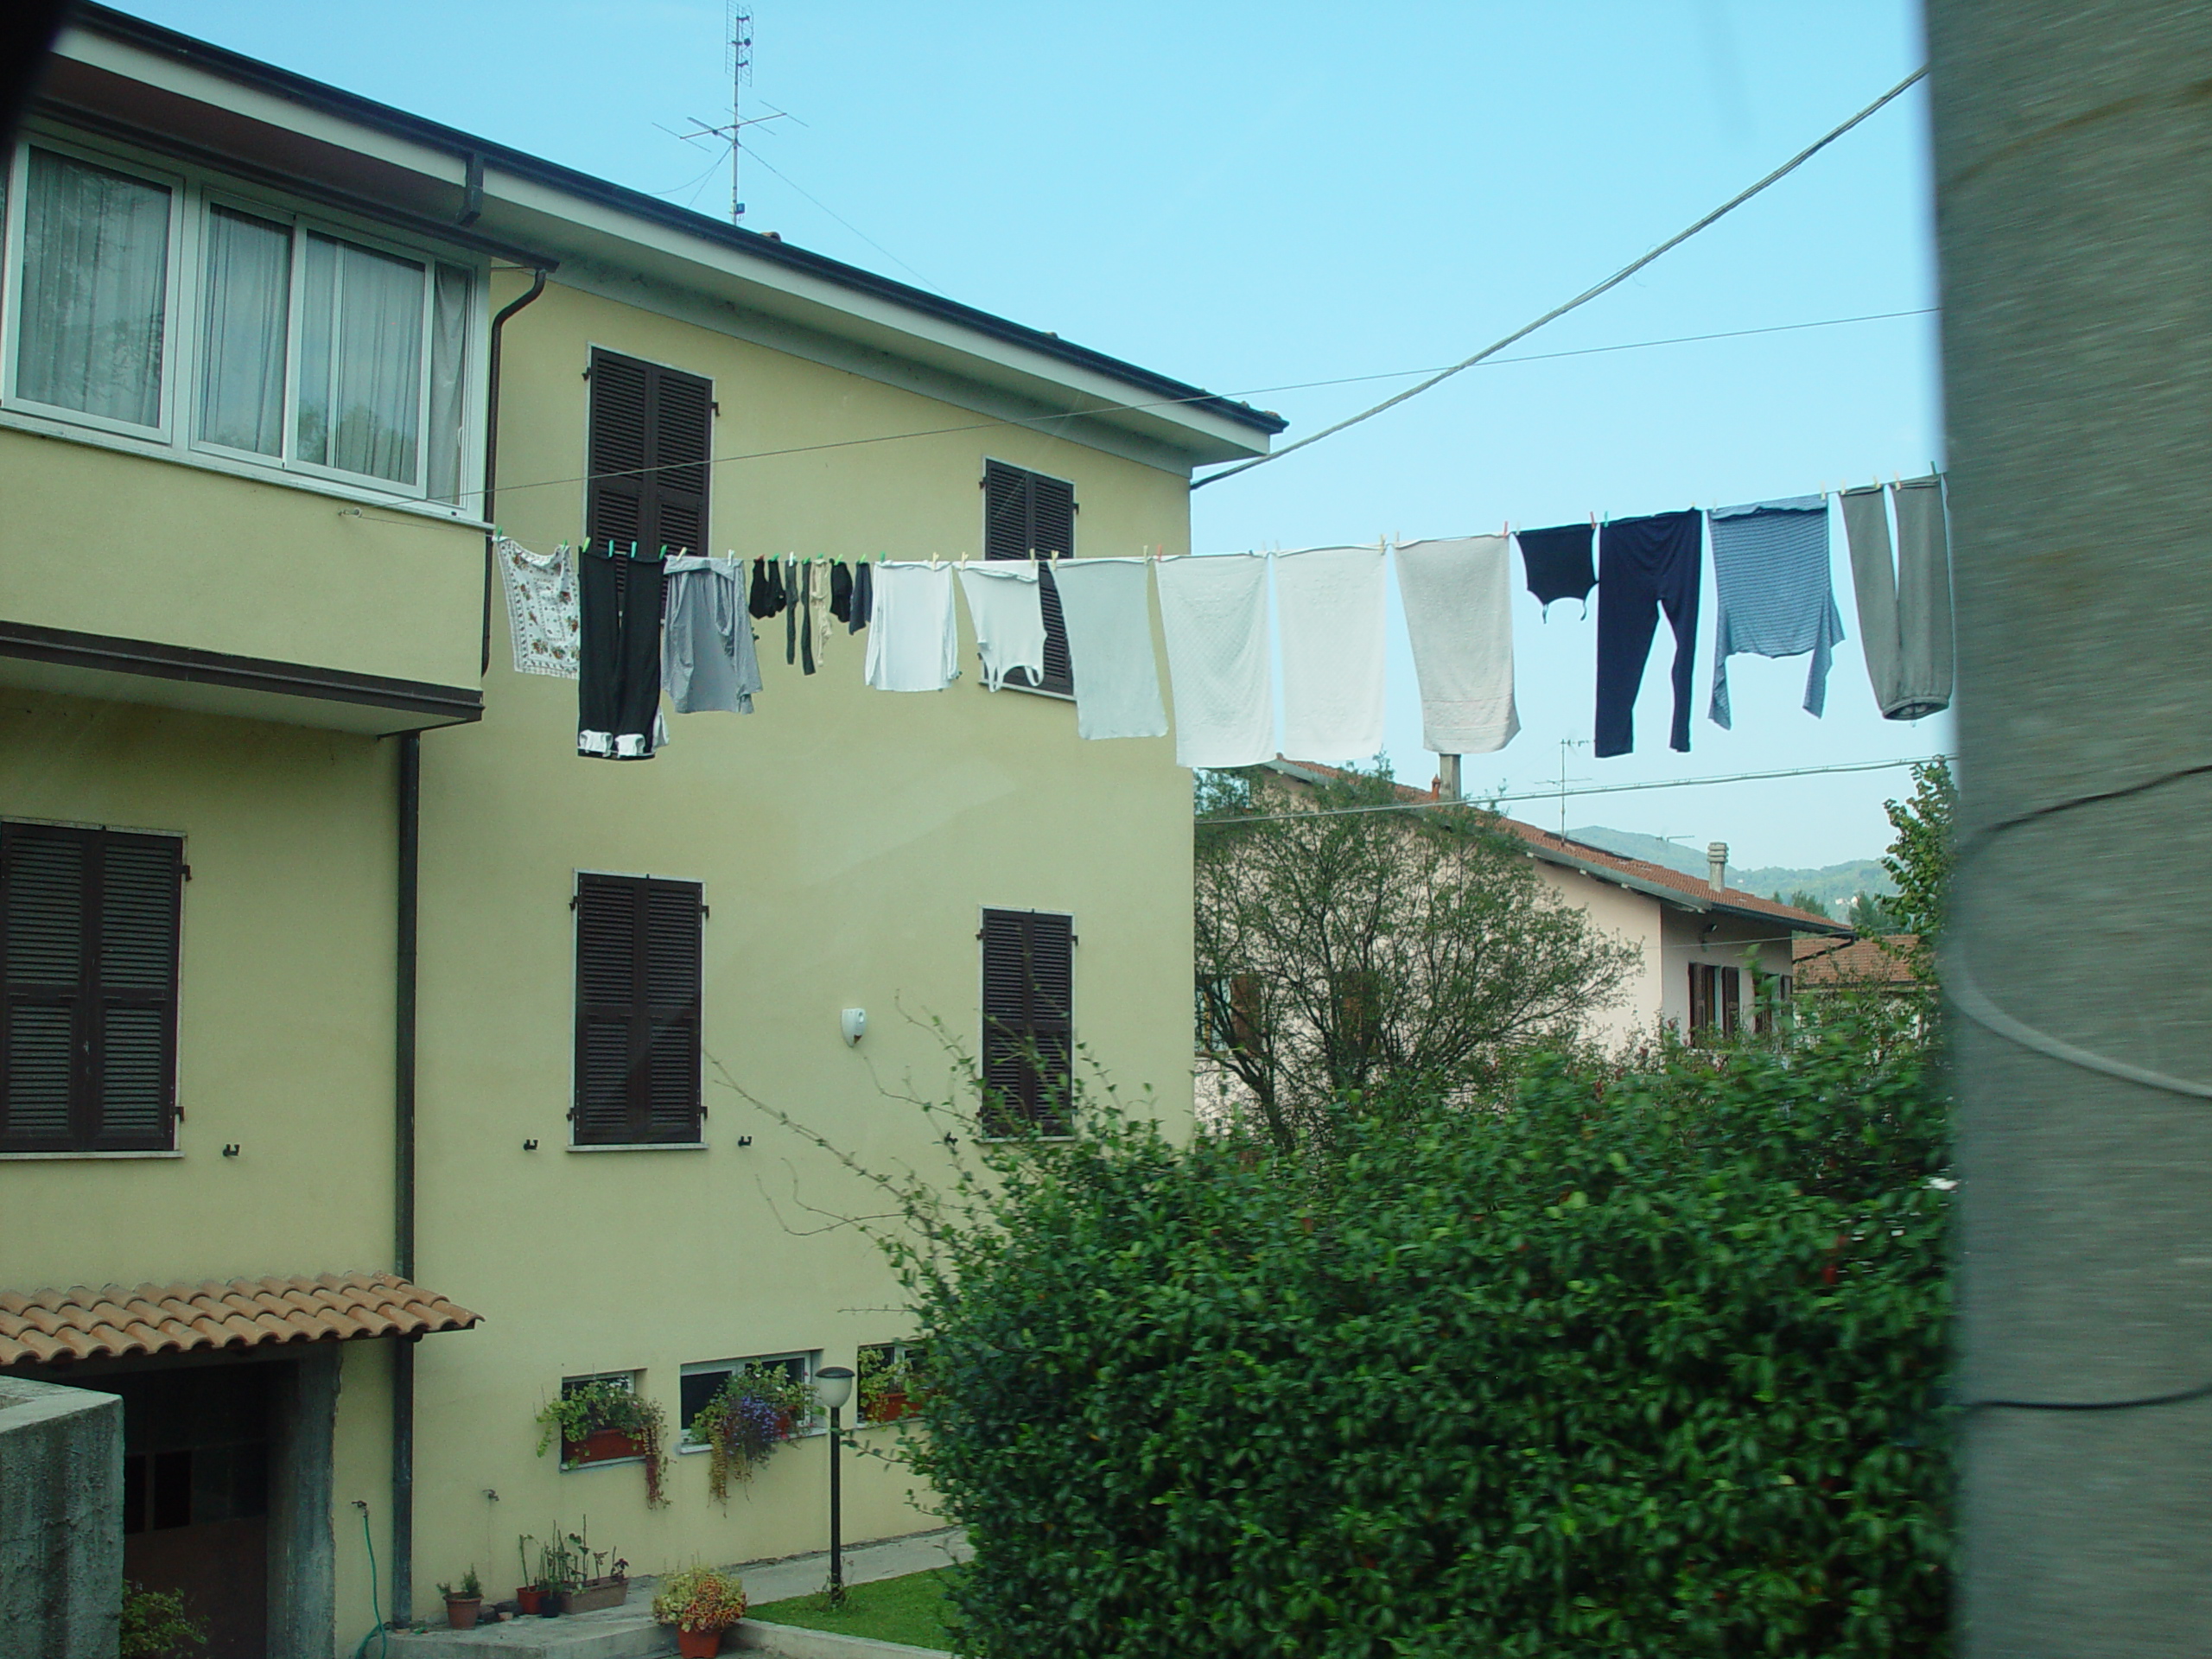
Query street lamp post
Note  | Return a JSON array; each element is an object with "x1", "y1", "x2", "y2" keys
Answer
[{"x1": 815, "y1": 1366, "x2": 855, "y2": 1605}]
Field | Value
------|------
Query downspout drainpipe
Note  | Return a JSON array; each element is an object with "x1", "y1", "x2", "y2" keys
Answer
[
  {"x1": 481, "y1": 267, "x2": 550, "y2": 671},
  {"x1": 397, "y1": 266, "x2": 548, "y2": 1627},
  {"x1": 391, "y1": 731, "x2": 420, "y2": 1628}
]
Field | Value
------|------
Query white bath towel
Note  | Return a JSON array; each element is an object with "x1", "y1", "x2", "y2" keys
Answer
[
  {"x1": 863, "y1": 562, "x2": 959, "y2": 692},
  {"x1": 1157, "y1": 552, "x2": 1274, "y2": 769},
  {"x1": 1274, "y1": 544, "x2": 1387, "y2": 760},
  {"x1": 1393, "y1": 535, "x2": 1520, "y2": 754},
  {"x1": 1051, "y1": 557, "x2": 1168, "y2": 740},
  {"x1": 957, "y1": 562, "x2": 1047, "y2": 691}
]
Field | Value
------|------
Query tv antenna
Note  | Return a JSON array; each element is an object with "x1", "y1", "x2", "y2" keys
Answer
[{"x1": 664, "y1": 4, "x2": 793, "y2": 225}]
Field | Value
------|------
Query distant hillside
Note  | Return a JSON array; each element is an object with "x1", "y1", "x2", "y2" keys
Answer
[{"x1": 1566, "y1": 826, "x2": 1895, "y2": 918}]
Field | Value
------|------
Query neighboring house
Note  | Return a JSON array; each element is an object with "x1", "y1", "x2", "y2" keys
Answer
[
  {"x1": 1794, "y1": 934, "x2": 1924, "y2": 997},
  {"x1": 1260, "y1": 762, "x2": 1850, "y2": 1047},
  {"x1": 0, "y1": 10, "x2": 1280, "y2": 1652}
]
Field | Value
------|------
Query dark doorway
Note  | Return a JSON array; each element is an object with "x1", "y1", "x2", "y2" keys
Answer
[{"x1": 113, "y1": 1363, "x2": 271, "y2": 1659}]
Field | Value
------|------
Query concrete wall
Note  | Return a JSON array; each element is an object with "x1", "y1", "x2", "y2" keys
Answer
[
  {"x1": 0, "y1": 1378, "x2": 122, "y2": 1659},
  {"x1": 0, "y1": 424, "x2": 483, "y2": 687},
  {"x1": 1528, "y1": 861, "x2": 1663, "y2": 1050}
]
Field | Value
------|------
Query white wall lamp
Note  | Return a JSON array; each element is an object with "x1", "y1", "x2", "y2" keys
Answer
[{"x1": 841, "y1": 1008, "x2": 867, "y2": 1046}]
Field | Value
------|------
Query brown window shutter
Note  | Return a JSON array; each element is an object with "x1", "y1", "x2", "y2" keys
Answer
[
  {"x1": 2, "y1": 823, "x2": 179, "y2": 1154},
  {"x1": 980, "y1": 907, "x2": 1073, "y2": 1135},
  {"x1": 574, "y1": 872, "x2": 703, "y2": 1145},
  {"x1": 587, "y1": 351, "x2": 714, "y2": 556},
  {"x1": 1719, "y1": 967, "x2": 1741, "y2": 1036},
  {"x1": 982, "y1": 459, "x2": 1075, "y2": 695},
  {"x1": 1688, "y1": 963, "x2": 1711, "y2": 1043}
]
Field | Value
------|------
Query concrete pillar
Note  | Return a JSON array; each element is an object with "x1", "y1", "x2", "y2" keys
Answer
[
  {"x1": 1929, "y1": 4, "x2": 2212, "y2": 1654},
  {"x1": 0, "y1": 1378, "x2": 122, "y2": 1659}
]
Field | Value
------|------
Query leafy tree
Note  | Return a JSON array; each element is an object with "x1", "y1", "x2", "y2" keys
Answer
[
  {"x1": 1774, "y1": 887, "x2": 1832, "y2": 918},
  {"x1": 1193, "y1": 763, "x2": 1637, "y2": 1154},
  {"x1": 1846, "y1": 889, "x2": 1905, "y2": 933},
  {"x1": 893, "y1": 1008, "x2": 1951, "y2": 1658},
  {"x1": 1880, "y1": 756, "x2": 1956, "y2": 982}
]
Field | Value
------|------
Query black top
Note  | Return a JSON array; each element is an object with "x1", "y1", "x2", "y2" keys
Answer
[{"x1": 1517, "y1": 523, "x2": 1598, "y2": 612}]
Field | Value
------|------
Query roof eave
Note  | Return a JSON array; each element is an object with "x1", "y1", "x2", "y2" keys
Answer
[{"x1": 59, "y1": 3, "x2": 1285, "y2": 462}]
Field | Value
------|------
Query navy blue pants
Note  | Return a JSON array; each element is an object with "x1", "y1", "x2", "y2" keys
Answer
[{"x1": 1595, "y1": 510, "x2": 1702, "y2": 757}]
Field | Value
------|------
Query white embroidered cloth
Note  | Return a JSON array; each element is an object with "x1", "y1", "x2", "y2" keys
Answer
[{"x1": 497, "y1": 537, "x2": 581, "y2": 679}]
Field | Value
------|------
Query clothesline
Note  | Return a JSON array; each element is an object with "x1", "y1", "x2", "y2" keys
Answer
[{"x1": 500, "y1": 474, "x2": 1953, "y2": 770}]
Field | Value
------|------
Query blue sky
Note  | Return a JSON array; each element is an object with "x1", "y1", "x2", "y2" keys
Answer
[{"x1": 114, "y1": 1, "x2": 1945, "y2": 871}]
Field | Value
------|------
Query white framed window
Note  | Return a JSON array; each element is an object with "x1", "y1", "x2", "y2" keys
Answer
[
  {"x1": 677, "y1": 1351, "x2": 819, "y2": 1448},
  {"x1": 0, "y1": 124, "x2": 483, "y2": 515}
]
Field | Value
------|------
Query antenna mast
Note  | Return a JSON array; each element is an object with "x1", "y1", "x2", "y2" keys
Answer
[{"x1": 728, "y1": 2, "x2": 753, "y2": 224}]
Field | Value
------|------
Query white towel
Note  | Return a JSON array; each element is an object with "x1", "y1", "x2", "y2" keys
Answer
[
  {"x1": 1052, "y1": 558, "x2": 1167, "y2": 740},
  {"x1": 1274, "y1": 545, "x2": 1387, "y2": 760},
  {"x1": 1157, "y1": 552, "x2": 1274, "y2": 769},
  {"x1": 1393, "y1": 535, "x2": 1520, "y2": 754},
  {"x1": 863, "y1": 562, "x2": 959, "y2": 692},
  {"x1": 957, "y1": 562, "x2": 1046, "y2": 690}
]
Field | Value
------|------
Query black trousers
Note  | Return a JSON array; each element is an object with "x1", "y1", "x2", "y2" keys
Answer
[
  {"x1": 578, "y1": 544, "x2": 664, "y2": 759},
  {"x1": 1594, "y1": 510, "x2": 1701, "y2": 757}
]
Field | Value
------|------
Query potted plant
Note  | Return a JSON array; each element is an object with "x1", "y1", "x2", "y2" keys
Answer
[
  {"x1": 437, "y1": 1567, "x2": 483, "y2": 1630},
  {"x1": 517, "y1": 1532, "x2": 579, "y2": 1616},
  {"x1": 533, "y1": 1379, "x2": 670, "y2": 1507},
  {"x1": 857, "y1": 1348, "x2": 925, "y2": 1425},
  {"x1": 563, "y1": 1520, "x2": 629, "y2": 1612},
  {"x1": 688, "y1": 1364, "x2": 818, "y2": 1503},
  {"x1": 652, "y1": 1565, "x2": 747, "y2": 1659}
]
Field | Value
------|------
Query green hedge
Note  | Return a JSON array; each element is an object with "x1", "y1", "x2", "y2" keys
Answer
[{"x1": 900, "y1": 1017, "x2": 1950, "y2": 1657}]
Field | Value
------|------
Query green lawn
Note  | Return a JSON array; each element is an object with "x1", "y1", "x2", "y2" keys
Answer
[{"x1": 747, "y1": 1567, "x2": 961, "y2": 1650}]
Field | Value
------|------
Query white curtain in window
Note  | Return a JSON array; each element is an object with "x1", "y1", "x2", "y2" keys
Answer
[
  {"x1": 198, "y1": 205, "x2": 290, "y2": 455},
  {"x1": 425, "y1": 262, "x2": 470, "y2": 505},
  {"x1": 17, "y1": 149, "x2": 170, "y2": 428},
  {"x1": 297, "y1": 232, "x2": 423, "y2": 484}
]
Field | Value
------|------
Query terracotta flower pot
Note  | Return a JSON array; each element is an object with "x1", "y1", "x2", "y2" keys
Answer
[
  {"x1": 444, "y1": 1596, "x2": 482, "y2": 1630},
  {"x1": 677, "y1": 1628, "x2": 726, "y2": 1658},
  {"x1": 515, "y1": 1586, "x2": 543, "y2": 1615},
  {"x1": 567, "y1": 1426, "x2": 645, "y2": 1465},
  {"x1": 569, "y1": 1575, "x2": 627, "y2": 1613}
]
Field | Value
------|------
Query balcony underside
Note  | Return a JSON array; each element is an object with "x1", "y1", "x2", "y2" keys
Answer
[{"x1": 0, "y1": 619, "x2": 481, "y2": 735}]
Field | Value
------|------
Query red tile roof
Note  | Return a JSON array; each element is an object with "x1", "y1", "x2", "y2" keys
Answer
[
  {"x1": 0, "y1": 1271, "x2": 480, "y2": 1369},
  {"x1": 1267, "y1": 760, "x2": 1845, "y2": 932},
  {"x1": 1795, "y1": 934, "x2": 1922, "y2": 986}
]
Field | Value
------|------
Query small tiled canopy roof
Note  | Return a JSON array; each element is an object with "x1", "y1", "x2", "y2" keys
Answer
[{"x1": 0, "y1": 1271, "x2": 480, "y2": 1368}]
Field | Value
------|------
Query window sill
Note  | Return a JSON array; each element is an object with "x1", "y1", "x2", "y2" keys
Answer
[
  {"x1": 560, "y1": 1455, "x2": 645, "y2": 1472},
  {"x1": 0, "y1": 1149, "x2": 184, "y2": 1160},
  {"x1": 0, "y1": 407, "x2": 490, "y2": 531},
  {"x1": 988, "y1": 680, "x2": 1075, "y2": 703},
  {"x1": 566, "y1": 1142, "x2": 709, "y2": 1154}
]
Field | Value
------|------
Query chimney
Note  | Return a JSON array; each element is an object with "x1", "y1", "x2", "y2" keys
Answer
[{"x1": 1707, "y1": 842, "x2": 1728, "y2": 892}]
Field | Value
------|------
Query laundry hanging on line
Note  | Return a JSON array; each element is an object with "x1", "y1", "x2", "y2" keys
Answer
[
  {"x1": 495, "y1": 536, "x2": 582, "y2": 679},
  {"x1": 1842, "y1": 475, "x2": 1953, "y2": 721},
  {"x1": 1274, "y1": 545, "x2": 1389, "y2": 760},
  {"x1": 1050, "y1": 556, "x2": 1167, "y2": 741},
  {"x1": 577, "y1": 539, "x2": 670, "y2": 760},
  {"x1": 1516, "y1": 522, "x2": 1597, "y2": 617},
  {"x1": 957, "y1": 561, "x2": 1048, "y2": 691},
  {"x1": 1706, "y1": 495, "x2": 1843, "y2": 728},
  {"x1": 1394, "y1": 535, "x2": 1520, "y2": 756},
  {"x1": 663, "y1": 555, "x2": 760, "y2": 716},
  {"x1": 1156, "y1": 551, "x2": 1274, "y2": 769},
  {"x1": 1595, "y1": 510, "x2": 1703, "y2": 758},
  {"x1": 865, "y1": 561, "x2": 961, "y2": 692}
]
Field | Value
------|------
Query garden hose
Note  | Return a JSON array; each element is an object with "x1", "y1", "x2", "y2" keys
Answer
[{"x1": 349, "y1": 1502, "x2": 390, "y2": 1659}]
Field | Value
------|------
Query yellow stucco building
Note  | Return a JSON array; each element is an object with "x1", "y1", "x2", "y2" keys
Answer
[{"x1": 0, "y1": 10, "x2": 1278, "y2": 1653}]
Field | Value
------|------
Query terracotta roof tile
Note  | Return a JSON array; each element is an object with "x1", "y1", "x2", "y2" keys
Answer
[
  {"x1": 0, "y1": 1272, "x2": 480, "y2": 1369},
  {"x1": 1795, "y1": 934, "x2": 1922, "y2": 986}
]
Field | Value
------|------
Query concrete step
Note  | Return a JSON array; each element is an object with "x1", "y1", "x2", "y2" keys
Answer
[
  {"x1": 390, "y1": 1595, "x2": 673, "y2": 1659},
  {"x1": 387, "y1": 1529, "x2": 968, "y2": 1659}
]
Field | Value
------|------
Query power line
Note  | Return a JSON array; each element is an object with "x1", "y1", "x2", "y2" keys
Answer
[
  {"x1": 472, "y1": 303, "x2": 1931, "y2": 515},
  {"x1": 741, "y1": 144, "x2": 938, "y2": 291},
  {"x1": 1205, "y1": 757, "x2": 1945, "y2": 828},
  {"x1": 1189, "y1": 64, "x2": 1929, "y2": 492}
]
